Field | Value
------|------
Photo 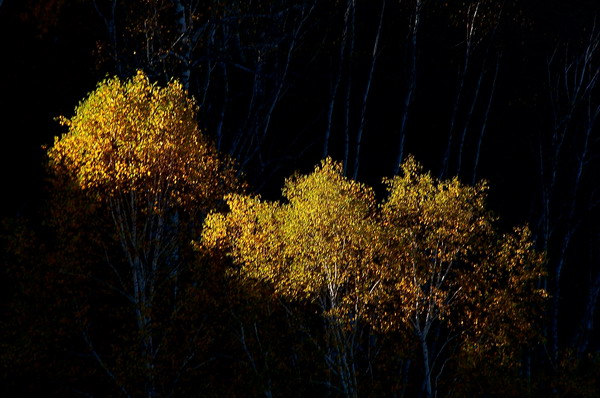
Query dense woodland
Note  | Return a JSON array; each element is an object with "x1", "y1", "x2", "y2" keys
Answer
[{"x1": 1, "y1": 0, "x2": 600, "y2": 396}]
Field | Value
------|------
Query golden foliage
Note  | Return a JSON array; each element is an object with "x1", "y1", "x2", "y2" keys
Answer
[
  {"x1": 48, "y1": 70, "x2": 237, "y2": 211},
  {"x1": 44, "y1": 71, "x2": 242, "y2": 396},
  {"x1": 374, "y1": 156, "x2": 495, "y2": 331},
  {"x1": 203, "y1": 158, "x2": 379, "y2": 317},
  {"x1": 459, "y1": 226, "x2": 547, "y2": 364},
  {"x1": 203, "y1": 155, "x2": 546, "y2": 364}
]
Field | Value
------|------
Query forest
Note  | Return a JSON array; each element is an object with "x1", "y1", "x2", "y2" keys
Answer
[{"x1": 1, "y1": 0, "x2": 600, "y2": 396}]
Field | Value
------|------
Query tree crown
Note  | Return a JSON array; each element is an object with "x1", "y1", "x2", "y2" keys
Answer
[{"x1": 48, "y1": 70, "x2": 238, "y2": 210}]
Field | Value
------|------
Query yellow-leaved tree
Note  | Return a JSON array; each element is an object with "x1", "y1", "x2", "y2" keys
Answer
[
  {"x1": 203, "y1": 156, "x2": 546, "y2": 398},
  {"x1": 373, "y1": 157, "x2": 546, "y2": 398},
  {"x1": 47, "y1": 71, "x2": 239, "y2": 397},
  {"x1": 202, "y1": 158, "x2": 379, "y2": 398}
]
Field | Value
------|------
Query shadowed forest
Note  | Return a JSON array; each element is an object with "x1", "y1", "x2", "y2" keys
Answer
[{"x1": 1, "y1": 0, "x2": 600, "y2": 396}]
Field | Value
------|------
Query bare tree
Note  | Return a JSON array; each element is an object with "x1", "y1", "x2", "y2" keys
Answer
[
  {"x1": 323, "y1": 0, "x2": 354, "y2": 160},
  {"x1": 471, "y1": 51, "x2": 501, "y2": 185},
  {"x1": 352, "y1": 0, "x2": 386, "y2": 179},
  {"x1": 538, "y1": 26, "x2": 600, "y2": 362},
  {"x1": 439, "y1": 1, "x2": 502, "y2": 180},
  {"x1": 394, "y1": 0, "x2": 422, "y2": 175}
]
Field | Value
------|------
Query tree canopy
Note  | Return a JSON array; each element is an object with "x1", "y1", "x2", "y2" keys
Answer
[
  {"x1": 202, "y1": 156, "x2": 546, "y2": 397},
  {"x1": 48, "y1": 70, "x2": 238, "y2": 210},
  {"x1": 43, "y1": 71, "x2": 241, "y2": 397}
]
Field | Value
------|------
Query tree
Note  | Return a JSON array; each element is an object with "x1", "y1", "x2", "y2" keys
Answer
[
  {"x1": 536, "y1": 27, "x2": 600, "y2": 363},
  {"x1": 46, "y1": 70, "x2": 239, "y2": 397},
  {"x1": 202, "y1": 158, "x2": 379, "y2": 397},
  {"x1": 372, "y1": 157, "x2": 546, "y2": 397},
  {"x1": 202, "y1": 156, "x2": 546, "y2": 397}
]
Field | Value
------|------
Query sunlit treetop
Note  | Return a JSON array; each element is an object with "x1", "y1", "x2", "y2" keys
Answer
[
  {"x1": 203, "y1": 155, "x2": 546, "y2": 366},
  {"x1": 202, "y1": 158, "x2": 379, "y2": 310},
  {"x1": 48, "y1": 70, "x2": 238, "y2": 210},
  {"x1": 279, "y1": 158, "x2": 379, "y2": 304},
  {"x1": 369, "y1": 156, "x2": 494, "y2": 331},
  {"x1": 381, "y1": 156, "x2": 493, "y2": 263},
  {"x1": 373, "y1": 157, "x2": 546, "y2": 363}
]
